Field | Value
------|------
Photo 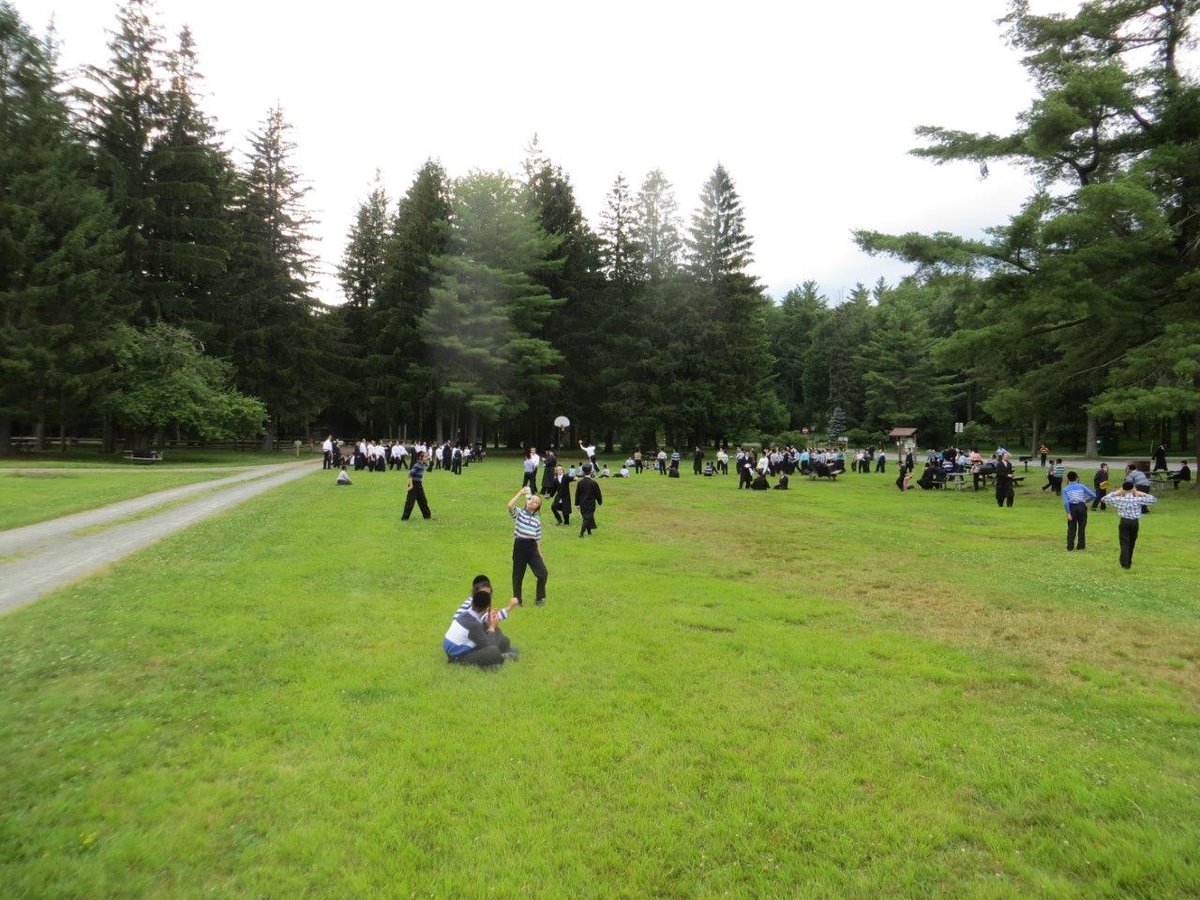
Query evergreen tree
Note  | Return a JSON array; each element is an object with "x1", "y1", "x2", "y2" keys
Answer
[
  {"x1": 223, "y1": 106, "x2": 335, "y2": 447},
  {"x1": 522, "y1": 150, "x2": 600, "y2": 448},
  {"x1": 374, "y1": 159, "x2": 452, "y2": 437},
  {"x1": 680, "y1": 164, "x2": 774, "y2": 442},
  {"x1": 859, "y1": 283, "x2": 959, "y2": 440},
  {"x1": 598, "y1": 173, "x2": 641, "y2": 291},
  {"x1": 143, "y1": 26, "x2": 234, "y2": 332},
  {"x1": 335, "y1": 173, "x2": 389, "y2": 430},
  {"x1": 0, "y1": 2, "x2": 128, "y2": 451},
  {"x1": 826, "y1": 406, "x2": 849, "y2": 441},
  {"x1": 685, "y1": 163, "x2": 753, "y2": 284},
  {"x1": 859, "y1": 0, "x2": 1200, "y2": 468},
  {"x1": 79, "y1": 0, "x2": 165, "y2": 324},
  {"x1": 425, "y1": 171, "x2": 563, "y2": 443},
  {"x1": 633, "y1": 168, "x2": 682, "y2": 282}
]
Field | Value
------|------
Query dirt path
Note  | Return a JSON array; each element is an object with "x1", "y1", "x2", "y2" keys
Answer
[{"x1": 0, "y1": 462, "x2": 315, "y2": 615}]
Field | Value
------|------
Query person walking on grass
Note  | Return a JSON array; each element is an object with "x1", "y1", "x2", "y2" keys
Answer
[
  {"x1": 1101, "y1": 479, "x2": 1157, "y2": 569},
  {"x1": 509, "y1": 486, "x2": 549, "y2": 607},
  {"x1": 1062, "y1": 471, "x2": 1096, "y2": 552},
  {"x1": 574, "y1": 463, "x2": 603, "y2": 538},
  {"x1": 402, "y1": 451, "x2": 432, "y2": 520},
  {"x1": 1092, "y1": 463, "x2": 1110, "y2": 511},
  {"x1": 550, "y1": 465, "x2": 574, "y2": 526}
]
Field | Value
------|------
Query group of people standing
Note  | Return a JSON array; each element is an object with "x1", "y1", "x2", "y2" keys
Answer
[{"x1": 322, "y1": 436, "x2": 479, "y2": 475}]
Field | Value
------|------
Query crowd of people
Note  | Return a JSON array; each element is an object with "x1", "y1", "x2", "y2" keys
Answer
[{"x1": 319, "y1": 432, "x2": 1191, "y2": 666}]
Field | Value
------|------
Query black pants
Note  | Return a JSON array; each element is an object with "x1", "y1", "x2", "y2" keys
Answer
[
  {"x1": 1066, "y1": 502, "x2": 1088, "y2": 550},
  {"x1": 551, "y1": 497, "x2": 570, "y2": 524},
  {"x1": 522, "y1": 471, "x2": 538, "y2": 492},
  {"x1": 323, "y1": 451, "x2": 332, "y2": 469},
  {"x1": 579, "y1": 504, "x2": 598, "y2": 535},
  {"x1": 995, "y1": 480, "x2": 1014, "y2": 507},
  {"x1": 634, "y1": 460, "x2": 643, "y2": 473},
  {"x1": 1092, "y1": 492, "x2": 1106, "y2": 511},
  {"x1": 512, "y1": 539, "x2": 547, "y2": 603},
  {"x1": 1118, "y1": 518, "x2": 1140, "y2": 568},
  {"x1": 450, "y1": 630, "x2": 511, "y2": 667},
  {"x1": 402, "y1": 484, "x2": 431, "y2": 519}
]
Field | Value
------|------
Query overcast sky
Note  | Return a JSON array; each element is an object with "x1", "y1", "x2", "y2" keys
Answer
[{"x1": 25, "y1": 0, "x2": 1082, "y2": 305}]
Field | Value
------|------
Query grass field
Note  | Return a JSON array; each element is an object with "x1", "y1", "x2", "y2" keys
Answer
[
  {"x1": 0, "y1": 449, "x2": 304, "y2": 469},
  {"x1": 1, "y1": 458, "x2": 1197, "y2": 896},
  {"x1": 0, "y1": 469, "x2": 244, "y2": 531}
]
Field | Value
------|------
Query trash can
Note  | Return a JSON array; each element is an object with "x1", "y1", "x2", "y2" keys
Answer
[{"x1": 1097, "y1": 434, "x2": 1120, "y2": 456}]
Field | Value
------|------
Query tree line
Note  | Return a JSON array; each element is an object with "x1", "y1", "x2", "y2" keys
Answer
[{"x1": 3, "y1": 0, "x2": 1197, "y2": 470}]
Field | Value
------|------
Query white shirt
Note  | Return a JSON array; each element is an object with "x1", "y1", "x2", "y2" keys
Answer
[{"x1": 322, "y1": 438, "x2": 332, "y2": 452}]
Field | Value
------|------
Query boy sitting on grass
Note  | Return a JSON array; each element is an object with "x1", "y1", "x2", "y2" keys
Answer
[{"x1": 443, "y1": 588, "x2": 519, "y2": 667}]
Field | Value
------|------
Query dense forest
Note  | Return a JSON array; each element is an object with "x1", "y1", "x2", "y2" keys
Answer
[{"x1": 2, "y1": 0, "x2": 1197, "y2": 467}]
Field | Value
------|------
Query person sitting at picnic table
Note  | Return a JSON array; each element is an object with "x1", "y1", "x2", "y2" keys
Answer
[
  {"x1": 917, "y1": 461, "x2": 946, "y2": 490},
  {"x1": 1170, "y1": 460, "x2": 1191, "y2": 487}
]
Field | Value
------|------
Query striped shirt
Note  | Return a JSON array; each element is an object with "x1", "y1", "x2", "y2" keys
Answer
[
  {"x1": 511, "y1": 506, "x2": 542, "y2": 540},
  {"x1": 1062, "y1": 481, "x2": 1096, "y2": 511},
  {"x1": 1101, "y1": 491, "x2": 1156, "y2": 520},
  {"x1": 457, "y1": 596, "x2": 508, "y2": 621}
]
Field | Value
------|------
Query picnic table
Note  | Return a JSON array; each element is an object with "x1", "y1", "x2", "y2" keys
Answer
[{"x1": 123, "y1": 450, "x2": 164, "y2": 464}]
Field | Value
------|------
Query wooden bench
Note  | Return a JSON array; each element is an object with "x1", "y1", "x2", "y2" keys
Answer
[{"x1": 123, "y1": 450, "x2": 164, "y2": 464}]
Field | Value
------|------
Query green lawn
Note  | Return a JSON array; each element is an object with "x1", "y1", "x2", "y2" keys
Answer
[
  {"x1": 1, "y1": 460, "x2": 1197, "y2": 896},
  {"x1": 0, "y1": 449, "x2": 306, "y2": 469},
  {"x1": 0, "y1": 469, "x2": 242, "y2": 531}
]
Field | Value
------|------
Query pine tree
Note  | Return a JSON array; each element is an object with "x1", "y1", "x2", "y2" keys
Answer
[
  {"x1": 599, "y1": 174, "x2": 642, "y2": 291},
  {"x1": 223, "y1": 106, "x2": 334, "y2": 448},
  {"x1": 826, "y1": 406, "x2": 849, "y2": 441},
  {"x1": 0, "y1": 3, "x2": 128, "y2": 451},
  {"x1": 425, "y1": 171, "x2": 563, "y2": 442},
  {"x1": 336, "y1": 172, "x2": 390, "y2": 429},
  {"x1": 633, "y1": 169, "x2": 682, "y2": 283},
  {"x1": 679, "y1": 164, "x2": 773, "y2": 442},
  {"x1": 79, "y1": 0, "x2": 166, "y2": 324},
  {"x1": 685, "y1": 163, "x2": 753, "y2": 284},
  {"x1": 143, "y1": 26, "x2": 234, "y2": 332},
  {"x1": 374, "y1": 159, "x2": 452, "y2": 437}
]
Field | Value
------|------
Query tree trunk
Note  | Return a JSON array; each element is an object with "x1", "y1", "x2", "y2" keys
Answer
[
  {"x1": 1085, "y1": 413, "x2": 1098, "y2": 459},
  {"x1": 0, "y1": 416, "x2": 11, "y2": 456},
  {"x1": 102, "y1": 414, "x2": 116, "y2": 454},
  {"x1": 33, "y1": 416, "x2": 45, "y2": 451},
  {"x1": 1029, "y1": 415, "x2": 1040, "y2": 455},
  {"x1": 59, "y1": 420, "x2": 68, "y2": 454},
  {"x1": 261, "y1": 418, "x2": 276, "y2": 453}
]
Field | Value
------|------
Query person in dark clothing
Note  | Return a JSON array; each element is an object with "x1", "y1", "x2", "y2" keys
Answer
[
  {"x1": 540, "y1": 450, "x2": 558, "y2": 495},
  {"x1": 402, "y1": 451, "x2": 432, "y2": 520},
  {"x1": 1153, "y1": 443, "x2": 1169, "y2": 472},
  {"x1": 550, "y1": 465, "x2": 573, "y2": 525},
  {"x1": 738, "y1": 457, "x2": 754, "y2": 489},
  {"x1": 1092, "y1": 463, "x2": 1110, "y2": 510},
  {"x1": 750, "y1": 472, "x2": 770, "y2": 490},
  {"x1": 1170, "y1": 460, "x2": 1192, "y2": 488},
  {"x1": 994, "y1": 452, "x2": 1015, "y2": 508},
  {"x1": 772, "y1": 473, "x2": 789, "y2": 490},
  {"x1": 693, "y1": 446, "x2": 704, "y2": 475},
  {"x1": 574, "y1": 464, "x2": 603, "y2": 537}
]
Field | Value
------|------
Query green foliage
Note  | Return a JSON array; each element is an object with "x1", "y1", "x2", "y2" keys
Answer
[
  {"x1": 103, "y1": 323, "x2": 266, "y2": 439},
  {"x1": 0, "y1": 4, "x2": 129, "y2": 433}
]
